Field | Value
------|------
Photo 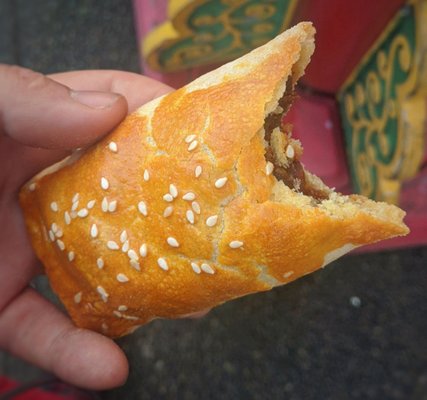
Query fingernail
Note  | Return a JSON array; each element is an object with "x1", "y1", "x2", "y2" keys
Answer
[{"x1": 70, "y1": 90, "x2": 121, "y2": 109}]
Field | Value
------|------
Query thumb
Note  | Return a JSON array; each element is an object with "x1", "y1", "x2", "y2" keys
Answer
[{"x1": 0, "y1": 65, "x2": 128, "y2": 149}]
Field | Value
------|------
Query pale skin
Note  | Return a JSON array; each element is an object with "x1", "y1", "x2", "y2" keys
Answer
[{"x1": 0, "y1": 65, "x2": 207, "y2": 390}]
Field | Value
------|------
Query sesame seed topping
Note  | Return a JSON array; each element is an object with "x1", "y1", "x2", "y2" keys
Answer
[
  {"x1": 74, "y1": 292, "x2": 82, "y2": 304},
  {"x1": 116, "y1": 273, "x2": 129, "y2": 283},
  {"x1": 101, "y1": 177, "x2": 109, "y2": 190},
  {"x1": 57, "y1": 240, "x2": 65, "y2": 251},
  {"x1": 182, "y1": 192, "x2": 196, "y2": 201},
  {"x1": 206, "y1": 215, "x2": 218, "y2": 227},
  {"x1": 55, "y1": 228, "x2": 63, "y2": 238},
  {"x1": 68, "y1": 251, "x2": 75, "y2": 262},
  {"x1": 191, "y1": 201, "x2": 201, "y2": 214},
  {"x1": 163, "y1": 206, "x2": 173, "y2": 218},
  {"x1": 128, "y1": 249, "x2": 138, "y2": 260},
  {"x1": 191, "y1": 262, "x2": 201, "y2": 274},
  {"x1": 138, "y1": 201, "x2": 148, "y2": 216},
  {"x1": 143, "y1": 169, "x2": 150, "y2": 181},
  {"x1": 123, "y1": 315, "x2": 139, "y2": 321},
  {"x1": 113, "y1": 311, "x2": 122, "y2": 318},
  {"x1": 72, "y1": 193, "x2": 79, "y2": 203},
  {"x1": 101, "y1": 323, "x2": 108, "y2": 332},
  {"x1": 186, "y1": 210, "x2": 195, "y2": 224},
  {"x1": 120, "y1": 230, "x2": 127, "y2": 243},
  {"x1": 229, "y1": 240, "x2": 244, "y2": 249},
  {"x1": 71, "y1": 201, "x2": 79, "y2": 211},
  {"x1": 130, "y1": 259, "x2": 140, "y2": 271},
  {"x1": 97, "y1": 257, "x2": 104, "y2": 269},
  {"x1": 201, "y1": 263, "x2": 215, "y2": 274},
  {"x1": 188, "y1": 140, "x2": 198, "y2": 151},
  {"x1": 90, "y1": 224, "x2": 98, "y2": 238},
  {"x1": 286, "y1": 144, "x2": 295, "y2": 159},
  {"x1": 122, "y1": 240, "x2": 130, "y2": 253},
  {"x1": 51, "y1": 223, "x2": 58, "y2": 233},
  {"x1": 107, "y1": 240, "x2": 119, "y2": 250},
  {"x1": 118, "y1": 305, "x2": 128, "y2": 312},
  {"x1": 29, "y1": 183, "x2": 36, "y2": 191},
  {"x1": 283, "y1": 271, "x2": 294, "y2": 279},
  {"x1": 185, "y1": 134, "x2": 196, "y2": 143},
  {"x1": 101, "y1": 197, "x2": 108, "y2": 212},
  {"x1": 70, "y1": 211, "x2": 77, "y2": 219},
  {"x1": 215, "y1": 177, "x2": 228, "y2": 188},
  {"x1": 97, "y1": 286, "x2": 108, "y2": 302},
  {"x1": 139, "y1": 243, "x2": 147, "y2": 257},
  {"x1": 108, "y1": 200, "x2": 117, "y2": 212},
  {"x1": 77, "y1": 208, "x2": 89, "y2": 218},
  {"x1": 64, "y1": 212, "x2": 71, "y2": 225},
  {"x1": 48, "y1": 230, "x2": 55, "y2": 242},
  {"x1": 108, "y1": 141, "x2": 118, "y2": 152},
  {"x1": 163, "y1": 193, "x2": 173, "y2": 202},
  {"x1": 50, "y1": 202, "x2": 58, "y2": 212},
  {"x1": 195, "y1": 165, "x2": 202, "y2": 178},
  {"x1": 157, "y1": 257, "x2": 169, "y2": 271},
  {"x1": 265, "y1": 161, "x2": 274, "y2": 176},
  {"x1": 167, "y1": 237, "x2": 180, "y2": 247},
  {"x1": 87, "y1": 200, "x2": 96, "y2": 209},
  {"x1": 169, "y1": 184, "x2": 178, "y2": 198}
]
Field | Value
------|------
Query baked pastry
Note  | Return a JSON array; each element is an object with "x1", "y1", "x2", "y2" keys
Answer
[{"x1": 20, "y1": 22, "x2": 408, "y2": 338}]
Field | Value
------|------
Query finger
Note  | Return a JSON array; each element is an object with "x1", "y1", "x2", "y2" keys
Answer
[
  {"x1": 0, "y1": 288, "x2": 129, "y2": 390},
  {"x1": 50, "y1": 70, "x2": 173, "y2": 113},
  {"x1": 0, "y1": 64, "x2": 128, "y2": 149}
]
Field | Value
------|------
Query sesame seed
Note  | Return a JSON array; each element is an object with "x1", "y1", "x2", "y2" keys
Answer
[
  {"x1": 266, "y1": 161, "x2": 274, "y2": 176},
  {"x1": 107, "y1": 240, "x2": 119, "y2": 250},
  {"x1": 157, "y1": 257, "x2": 169, "y2": 271},
  {"x1": 97, "y1": 257, "x2": 104, "y2": 269},
  {"x1": 185, "y1": 134, "x2": 196, "y2": 143},
  {"x1": 71, "y1": 201, "x2": 79, "y2": 211},
  {"x1": 143, "y1": 169, "x2": 150, "y2": 181},
  {"x1": 169, "y1": 184, "x2": 178, "y2": 198},
  {"x1": 57, "y1": 240, "x2": 65, "y2": 251},
  {"x1": 127, "y1": 249, "x2": 138, "y2": 260},
  {"x1": 167, "y1": 237, "x2": 180, "y2": 247},
  {"x1": 108, "y1": 141, "x2": 118, "y2": 152},
  {"x1": 50, "y1": 202, "x2": 58, "y2": 212},
  {"x1": 286, "y1": 144, "x2": 295, "y2": 159},
  {"x1": 51, "y1": 223, "x2": 58, "y2": 233},
  {"x1": 215, "y1": 177, "x2": 228, "y2": 188},
  {"x1": 130, "y1": 259, "x2": 141, "y2": 271},
  {"x1": 206, "y1": 215, "x2": 218, "y2": 227},
  {"x1": 122, "y1": 240, "x2": 130, "y2": 253},
  {"x1": 55, "y1": 228, "x2": 63, "y2": 238},
  {"x1": 188, "y1": 140, "x2": 198, "y2": 151},
  {"x1": 116, "y1": 273, "x2": 129, "y2": 283},
  {"x1": 113, "y1": 311, "x2": 122, "y2": 318},
  {"x1": 118, "y1": 305, "x2": 128, "y2": 312},
  {"x1": 72, "y1": 193, "x2": 80, "y2": 203},
  {"x1": 101, "y1": 197, "x2": 108, "y2": 212},
  {"x1": 182, "y1": 192, "x2": 196, "y2": 201},
  {"x1": 74, "y1": 292, "x2": 82, "y2": 304},
  {"x1": 87, "y1": 200, "x2": 96, "y2": 209},
  {"x1": 186, "y1": 210, "x2": 195, "y2": 224},
  {"x1": 70, "y1": 211, "x2": 77, "y2": 219},
  {"x1": 90, "y1": 224, "x2": 98, "y2": 238},
  {"x1": 138, "y1": 201, "x2": 148, "y2": 216},
  {"x1": 108, "y1": 200, "x2": 117, "y2": 212},
  {"x1": 163, "y1": 193, "x2": 173, "y2": 202},
  {"x1": 48, "y1": 230, "x2": 55, "y2": 242},
  {"x1": 77, "y1": 208, "x2": 89, "y2": 218},
  {"x1": 195, "y1": 165, "x2": 202, "y2": 178},
  {"x1": 229, "y1": 240, "x2": 243, "y2": 249},
  {"x1": 101, "y1": 177, "x2": 109, "y2": 190},
  {"x1": 123, "y1": 315, "x2": 139, "y2": 321},
  {"x1": 101, "y1": 323, "x2": 108, "y2": 332},
  {"x1": 283, "y1": 271, "x2": 294, "y2": 279},
  {"x1": 191, "y1": 262, "x2": 201, "y2": 274},
  {"x1": 68, "y1": 251, "x2": 75, "y2": 262},
  {"x1": 191, "y1": 201, "x2": 201, "y2": 214},
  {"x1": 139, "y1": 243, "x2": 147, "y2": 257},
  {"x1": 120, "y1": 230, "x2": 127, "y2": 243},
  {"x1": 97, "y1": 285, "x2": 108, "y2": 302},
  {"x1": 163, "y1": 206, "x2": 173, "y2": 217},
  {"x1": 64, "y1": 211, "x2": 71, "y2": 225},
  {"x1": 201, "y1": 263, "x2": 215, "y2": 274},
  {"x1": 29, "y1": 182, "x2": 36, "y2": 191}
]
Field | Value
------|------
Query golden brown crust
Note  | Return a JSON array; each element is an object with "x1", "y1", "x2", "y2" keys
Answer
[{"x1": 19, "y1": 23, "x2": 408, "y2": 338}]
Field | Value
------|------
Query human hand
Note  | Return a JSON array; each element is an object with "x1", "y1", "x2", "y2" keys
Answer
[{"x1": 0, "y1": 65, "x2": 173, "y2": 390}]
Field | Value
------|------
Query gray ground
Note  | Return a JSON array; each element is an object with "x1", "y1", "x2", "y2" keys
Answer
[{"x1": 1, "y1": 1, "x2": 426, "y2": 399}]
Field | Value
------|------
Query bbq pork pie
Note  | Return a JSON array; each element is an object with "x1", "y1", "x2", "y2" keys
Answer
[{"x1": 20, "y1": 23, "x2": 408, "y2": 338}]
